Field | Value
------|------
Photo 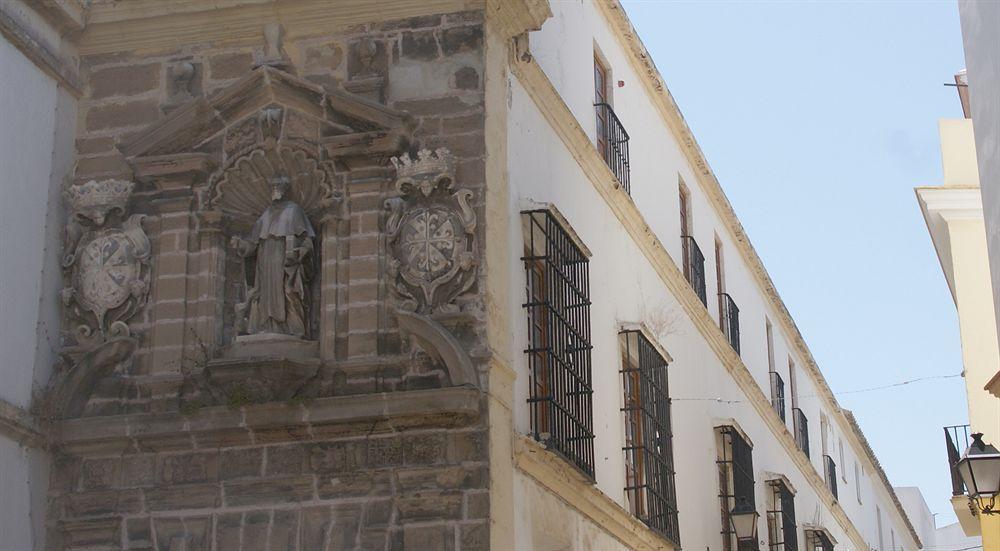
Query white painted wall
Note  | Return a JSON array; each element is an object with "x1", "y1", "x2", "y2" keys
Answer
[
  {"x1": 504, "y1": 2, "x2": 920, "y2": 549},
  {"x1": 0, "y1": 11, "x2": 77, "y2": 550}
]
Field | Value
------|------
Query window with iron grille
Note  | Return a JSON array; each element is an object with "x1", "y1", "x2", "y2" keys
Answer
[
  {"x1": 720, "y1": 292, "x2": 741, "y2": 354},
  {"x1": 766, "y1": 480, "x2": 798, "y2": 551},
  {"x1": 793, "y1": 408, "x2": 810, "y2": 459},
  {"x1": 718, "y1": 426, "x2": 757, "y2": 551},
  {"x1": 620, "y1": 330, "x2": 680, "y2": 544},
  {"x1": 770, "y1": 372, "x2": 786, "y2": 423},
  {"x1": 823, "y1": 455, "x2": 838, "y2": 500},
  {"x1": 805, "y1": 530, "x2": 834, "y2": 551},
  {"x1": 593, "y1": 55, "x2": 630, "y2": 193},
  {"x1": 522, "y1": 209, "x2": 595, "y2": 477},
  {"x1": 681, "y1": 235, "x2": 707, "y2": 305}
]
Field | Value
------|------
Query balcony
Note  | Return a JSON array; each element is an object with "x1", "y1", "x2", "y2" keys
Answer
[
  {"x1": 594, "y1": 102, "x2": 631, "y2": 194},
  {"x1": 769, "y1": 372, "x2": 786, "y2": 423},
  {"x1": 719, "y1": 293, "x2": 740, "y2": 354},
  {"x1": 681, "y1": 236, "x2": 707, "y2": 305},
  {"x1": 823, "y1": 455, "x2": 838, "y2": 500},
  {"x1": 793, "y1": 408, "x2": 810, "y2": 458},
  {"x1": 944, "y1": 424, "x2": 972, "y2": 496}
]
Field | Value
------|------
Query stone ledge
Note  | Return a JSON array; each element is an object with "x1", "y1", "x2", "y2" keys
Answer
[
  {"x1": 54, "y1": 386, "x2": 481, "y2": 455},
  {"x1": 0, "y1": 397, "x2": 46, "y2": 449},
  {"x1": 513, "y1": 435, "x2": 677, "y2": 551}
]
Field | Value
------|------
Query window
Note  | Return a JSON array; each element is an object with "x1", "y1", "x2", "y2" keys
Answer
[
  {"x1": 877, "y1": 505, "x2": 884, "y2": 550},
  {"x1": 839, "y1": 440, "x2": 847, "y2": 483},
  {"x1": 594, "y1": 54, "x2": 610, "y2": 160},
  {"x1": 789, "y1": 359, "x2": 809, "y2": 457},
  {"x1": 717, "y1": 426, "x2": 756, "y2": 551},
  {"x1": 522, "y1": 209, "x2": 595, "y2": 477},
  {"x1": 805, "y1": 529, "x2": 834, "y2": 551},
  {"x1": 767, "y1": 319, "x2": 786, "y2": 422},
  {"x1": 620, "y1": 329, "x2": 680, "y2": 543},
  {"x1": 716, "y1": 238, "x2": 740, "y2": 353},
  {"x1": 767, "y1": 479, "x2": 798, "y2": 551},
  {"x1": 854, "y1": 461, "x2": 862, "y2": 504},
  {"x1": 593, "y1": 54, "x2": 630, "y2": 191},
  {"x1": 680, "y1": 183, "x2": 706, "y2": 306}
]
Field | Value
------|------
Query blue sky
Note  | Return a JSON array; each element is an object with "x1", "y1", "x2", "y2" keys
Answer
[{"x1": 619, "y1": 0, "x2": 969, "y2": 525}]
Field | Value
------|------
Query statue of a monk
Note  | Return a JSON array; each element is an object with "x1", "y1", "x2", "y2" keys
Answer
[{"x1": 230, "y1": 177, "x2": 315, "y2": 338}]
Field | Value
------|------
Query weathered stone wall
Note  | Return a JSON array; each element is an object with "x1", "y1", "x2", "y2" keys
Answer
[{"x1": 51, "y1": 9, "x2": 490, "y2": 550}]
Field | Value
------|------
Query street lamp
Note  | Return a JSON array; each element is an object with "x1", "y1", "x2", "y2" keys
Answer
[
  {"x1": 955, "y1": 433, "x2": 1000, "y2": 516},
  {"x1": 730, "y1": 496, "x2": 760, "y2": 543}
]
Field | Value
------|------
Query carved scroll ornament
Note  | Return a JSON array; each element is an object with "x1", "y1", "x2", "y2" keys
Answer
[
  {"x1": 385, "y1": 149, "x2": 477, "y2": 314},
  {"x1": 61, "y1": 180, "x2": 151, "y2": 347}
]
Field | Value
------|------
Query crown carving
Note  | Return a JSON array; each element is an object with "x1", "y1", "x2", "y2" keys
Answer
[
  {"x1": 391, "y1": 148, "x2": 455, "y2": 196},
  {"x1": 65, "y1": 179, "x2": 134, "y2": 221}
]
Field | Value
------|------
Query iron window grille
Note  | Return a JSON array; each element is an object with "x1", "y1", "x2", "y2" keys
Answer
[
  {"x1": 522, "y1": 209, "x2": 595, "y2": 478},
  {"x1": 792, "y1": 408, "x2": 810, "y2": 459},
  {"x1": 720, "y1": 292, "x2": 741, "y2": 354},
  {"x1": 594, "y1": 102, "x2": 631, "y2": 194},
  {"x1": 681, "y1": 235, "x2": 707, "y2": 305},
  {"x1": 766, "y1": 480, "x2": 798, "y2": 551},
  {"x1": 718, "y1": 426, "x2": 758, "y2": 551},
  {"x1": 770, "y1": 372, "x2": 786, "y2": 423},
  {"x1": 620, "y1": 330, "x2": 680, "y2": 544},
  {"x1": 805, "y1": 530, "x2": 834, "y2": 551},
  {"x1": 823, "y1": 455, "x2": 838, "y2": 500},
  {"x1": 944, "y1": 424, "x2": 972, "y2": 496}
]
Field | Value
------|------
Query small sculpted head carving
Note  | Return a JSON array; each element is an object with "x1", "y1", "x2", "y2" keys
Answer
[{"x1": 270, "y1": 176, "x2": 291, "y2": 202}]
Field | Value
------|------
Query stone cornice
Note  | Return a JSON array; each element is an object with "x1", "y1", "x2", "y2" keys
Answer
[
  {"x1": 0, "y1": 1, "x2": 81, "y2": 95},
  {"x1": 53, "y1": 386, "x2": 481, "y2": 455},
  {"x1": 32, "y1": 0, "x2": 88, "y2": 34},
  {"x1": 592, "y1": 1, "x2": 922, "y2": 546},
  {"x1": 79, "y1": 0, "x2": 487, "y2": 55},
  {"x1": 514, "y1": 435, "x2": 677, "y2": 551},
  {"x1": 508, "y1": 52, "x2": 877, "y2": 551},
  {"x1": 0, "y1": 397, "x2": 46, "y2": 450},
  {"x1": 488, "y1": 0, "x2": 551, "y2": 39}
]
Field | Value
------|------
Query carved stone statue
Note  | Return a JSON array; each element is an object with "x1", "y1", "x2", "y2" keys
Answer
[
  {"x1": 230, "y1": 176, "x2": 315, "y2": 338},
  {"x1": 62, "y1": 179, "x2": 151, "y2": 346}
]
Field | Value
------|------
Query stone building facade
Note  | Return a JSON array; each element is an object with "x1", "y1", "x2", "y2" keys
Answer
[{"x1": 1, "y1": 1, "x2": 926, "y2": 550}]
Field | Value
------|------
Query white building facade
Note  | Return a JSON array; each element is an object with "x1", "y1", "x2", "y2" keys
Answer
[
  {"x1": 0, "y1": 1, "x2": 81, "y2": 550},
  {"x1": 489, "y1": 2, "x2": 922, "y2": 550},
  {"x1": 0, "y1": 1, "x2": 923, "y2": 550}
]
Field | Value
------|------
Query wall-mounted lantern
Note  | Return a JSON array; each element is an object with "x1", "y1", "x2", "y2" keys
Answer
[
  {"x1": 956, "y1": 433, "x2": 1000, "y2": 516},
  {"x1": 730, "y1": 496, "x2": 760, "y2": 543}
]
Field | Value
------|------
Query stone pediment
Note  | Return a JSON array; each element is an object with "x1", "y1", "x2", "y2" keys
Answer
[{"x1": 120, "y1": 65, "x2": 413, "y2": 165}]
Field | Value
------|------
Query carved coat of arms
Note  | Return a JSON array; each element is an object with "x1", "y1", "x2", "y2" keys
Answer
[
  {"x1": 62, "y1": 180, "x2": 151, "y2": 345},
  {"x1": 385, "y1": 149, "x2": 477, "y2": 313}
]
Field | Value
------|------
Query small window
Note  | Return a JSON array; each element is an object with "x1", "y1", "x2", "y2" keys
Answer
[
  {"x1": 717, "y1": 426, "x2": 756, "y2": 551},
  {"x1": 679, "y1": 185, "x2": 706, "y2": 306},
  {"x1": 594, "y1": 55, "x2": 610, "y2": 161},
  {"x1": 854, "y1": 461, "x2": 862, "y2": 504},
  {"x1": 877, "y1": 505, "x2": 884, "y2": 550},
  {"x1": 767, "y1": 319, "x2": 786, "y2": 422},
  {"x1": 620, "y1": 329, "x2": 680, "y2": 543},
  {"x1": 839, "y1": 440, "x2": 847, "y2": 483},
  {"x1": 679, "y1": 180, "x2": 692, "y2": 237},
  {"x1": 522, "y1": 209, "x2": 595, "y2": 477},
  {"x1": 767, "y1": 479, "x2": 798, "y2": 551}
]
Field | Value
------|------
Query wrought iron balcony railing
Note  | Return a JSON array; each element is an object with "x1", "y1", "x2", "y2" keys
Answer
[
  {"x1": 594, "y1": 102, "x2": 631, "y2": 194},
  {"x1": 793, "y1": 408, "x2": 810, "y2": 458},
  {"x1": 823, "y1": 455, "x2": 838, "y2": 500},
  {"x1": 944, "y1": 424, "x2": 972, "y2": 496},
  {"x1": 719, "y1": 293, "x2": 740, "y2": 355},
  {"x1": 681, "y1": 236, "x2": 707, "y2": 306},
  {"x1": 769, "y1": 371, "x2": 786, "y2": 423}
]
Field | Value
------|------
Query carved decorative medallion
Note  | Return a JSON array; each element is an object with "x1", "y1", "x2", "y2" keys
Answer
[
  {"x1": 385, "y1": 149, "x2": 476, "y2": 313},
  {"x1": 62, "y1": 180, "x2": 151, "y2": 345}
]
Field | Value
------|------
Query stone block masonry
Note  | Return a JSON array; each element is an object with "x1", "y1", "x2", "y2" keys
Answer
[{"x1": 53, "y1": 6, "x2": 490, "y2": 551}]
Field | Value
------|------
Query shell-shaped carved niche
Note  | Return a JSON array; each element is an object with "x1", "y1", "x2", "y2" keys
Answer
[{"x1": 209, "y1": 145, "x2": 337, "y2": 228}]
